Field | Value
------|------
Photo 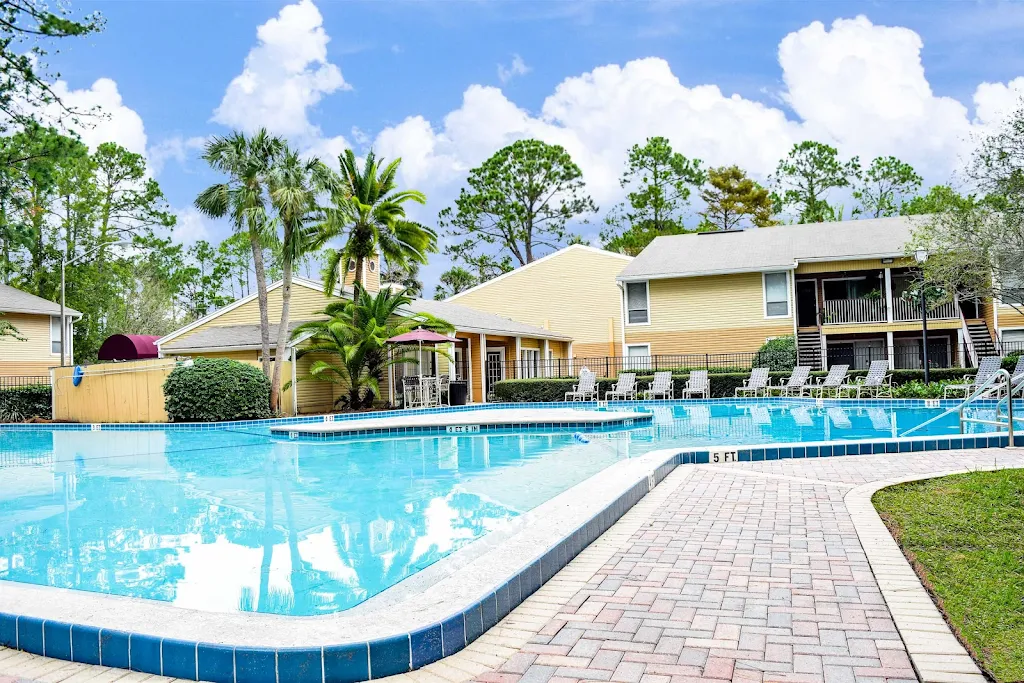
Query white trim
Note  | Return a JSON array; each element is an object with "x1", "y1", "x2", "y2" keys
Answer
[
  {"x1": 542, "y1": 339, "x2": 550, "y2": 378},
  {"x1": 885, "y1": 331, "x2": 895, "y2": 370},
  {"x1": 446, "y1": 244, "x2": 633, "y2": 302},
  {"x1": 49, "y1": 315, "x2": 61, "y2": 356},
  {"x1": 514, "y1": 337, "x2": 522, "y2": 380},
  {"x1": 796, "y1": 252, "x2": 905, "y2": 264},
  {"x1": 883, "y1": 268, "x2": 894, "y2": 323},
  {"x1": 625, "y1": 343, "x2": 651, "y2": 355},
  {"x1": 156, "y1": 277, "x2": 342, "y2": 348},
  {"x1": 762, "y1": 271, "x2": 792, "y2": 320},
  {"x1": 478, "y1": 334, "x2": 487, "y2": 403},
  {"x1": 619, "y1": 263, "x2": 798, "y2": 283},
  {"x1": 290, "y1": 348, "x2": 298, "y2": 416},
  {"x1": 624, "y1": 281, "x2": 650, "y2": 326}
]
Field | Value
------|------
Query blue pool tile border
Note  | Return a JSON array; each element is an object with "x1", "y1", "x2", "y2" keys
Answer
[{"x1": 0, "y1": 427, "x2": 1018, "y2": 682}]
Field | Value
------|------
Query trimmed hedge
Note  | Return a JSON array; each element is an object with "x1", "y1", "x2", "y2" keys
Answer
[
  {"x1": 163, "y1": 358, "x2": 271, "y2": 422},
  {"x1": 0, "y1": 384, "x2": 51, "y2": 422},
  {"x1": 492, "y1": 367, "x2": 977, "y2": 402}
]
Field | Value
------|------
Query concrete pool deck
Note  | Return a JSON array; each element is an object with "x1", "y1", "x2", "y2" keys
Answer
[
  {"x1": 270, "y1": 407, "x2": 653, "y2": 439},
  {"x1": 3, "y1": 448, "x2": 1021, "y2": 683}
]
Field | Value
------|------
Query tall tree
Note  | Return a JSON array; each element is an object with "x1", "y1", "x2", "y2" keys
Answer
[
  {"x1": 195, "y1": 129, "x2": 284, "y2": 380},
  {"x1": 600, "y1": 137, "x2": 704, "y2": 255},
  {"x1": 698, "y1": 165, "x2": 776, "y2": 231},
  {"x1": 433, "y1": 266, "x2": 479, "y2": 300},
  {"x1": 440, "y1": 139, "x2": 595, "y2": 276},
  {"x1": 852, "y1": 156, "x2": 922, "y2": 218},
  {"x1": 92, "y1": 142, "x2": 175, "y2": 242},
  {"x1": 772, "y1": 141, "x2": 859, "y2": 223},
  {"x1": 900, "y1": 185, "x2": 978, "y2": 216},
  {"x1": 268, "y1": 146, "x2": 333, "y2": 413},
  {"x1": 317, "y1": 148, "x2": 435, "y2": 294},
  {"x1": 911, "y1": 106, "x2": 1024, "y2": 316},
  {"x1": 0, "y1": 0, "x2": 103, "y2": 137}
]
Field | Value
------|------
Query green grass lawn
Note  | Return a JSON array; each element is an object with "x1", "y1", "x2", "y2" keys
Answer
[{"x1": 873, "y1": 469, "x2": 1024, "y2": 683}]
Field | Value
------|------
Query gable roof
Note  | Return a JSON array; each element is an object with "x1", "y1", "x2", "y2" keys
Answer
[
  {"x1": 446, "y1": 244, "x2": 633, "y2": 302},
  {"x1": 158, "y1": 277, "x2": 572, "y2": 353},
  {"x1": 617, "y1": 215, "x2": 928, "y2": 282},
  {"x1": 0, "y1": 282, "x2": 81, "y2": 317}
]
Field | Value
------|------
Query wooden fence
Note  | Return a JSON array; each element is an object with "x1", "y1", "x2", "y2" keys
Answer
[{"x1": 51, "y1": 358, "x2": 294, "y2": 423}]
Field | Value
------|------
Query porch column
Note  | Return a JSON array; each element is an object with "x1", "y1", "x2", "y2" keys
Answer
[
  {"x1": 465, "y1": 338, "x2": 474, "y2": 402},
  {"x1": 515, "y1": 336, "x2": 522, "y2": 379},
  {"x1": 884, "y1": 268, "x2": 894, "y2": 323},
  {"x1": 568, "y1": 341, "x2": 574, "y2": 375},
  {"x1": 542, "y1": 339, "x2": 550, "y2": 378},
  {"x1": 886, "y1": 331, "x2": 895, "y2": 371},
  {"x1": 479, "y1": 333, "x2": 487, "y2": 403}
]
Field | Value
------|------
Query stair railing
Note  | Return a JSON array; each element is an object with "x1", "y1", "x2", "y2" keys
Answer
[{"x1": 959, "y1": 308, "x2": 979, "y2": 367}]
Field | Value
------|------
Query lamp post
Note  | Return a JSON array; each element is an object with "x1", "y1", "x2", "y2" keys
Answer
[
  {"x1": 60, "y1": 240, "x2": 131, "y2": 367},
  {"x1": 915, "y1": 248, "x2": 930, "y2": 384}
]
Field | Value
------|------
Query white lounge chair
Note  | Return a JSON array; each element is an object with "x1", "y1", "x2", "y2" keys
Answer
[
  {"x1": 943, "y1": 356, "x2": 1002, "y2": 398},
  {"x1": 996, "y1": 356, "x2": 1024, "y2": 397},
  {"x1": 680, "y1": 370, "x2": 709, "y2": 399},
  {"x1": 841, "y1": 360, "x2": 893, "y2": 398},
  {"x1": 772, "y1": 366, "x2": 812, "y2": 397},
  {"x1": 565, "y1": 368, "x2": 598, "y2": 401},
  {"x1": 811, "y1": 364, "x2": 849, "y2": 398},
  {"x1": 644, "y1": 371, "x2": 674, "y2": 400},
  {"x1": 735, "y1": 368, "x2": 770, "y2": 397},
  {"x1": 605, "y1": 372, "x2": 637, "y2": 401}
]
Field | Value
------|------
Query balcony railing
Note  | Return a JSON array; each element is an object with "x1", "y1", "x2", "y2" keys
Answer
[
  {"x1": 820, "y1": 297, "x2": 960, "y2": 325},
  {"x1": 822, "y1": 298, "x2": 886, "y2": 324},
  {"x1": 892, "y1": 297, "x2": 959, "y2": 321}
]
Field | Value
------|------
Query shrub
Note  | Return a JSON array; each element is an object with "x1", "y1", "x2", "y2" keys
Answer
[
  {"x1": 0, "y1": 384, "x2": 51, "y2": 422},
  {"x1": 753, "y1": 336, "x2": 796, "y2": 371},
  {"x1": 891, "y1": 380, "x2": 953, "y2": 399},
  {"x1": 492, "y1": 366, "x2": 981, "y2": 402},
  {"x1": 163, "y1": 358, "x2": 271, "y2": 422}
]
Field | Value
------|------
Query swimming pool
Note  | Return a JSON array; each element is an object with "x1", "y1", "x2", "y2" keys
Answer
[{"x1": 0, "y1": 399, "x2": 1009, "y2": 618}]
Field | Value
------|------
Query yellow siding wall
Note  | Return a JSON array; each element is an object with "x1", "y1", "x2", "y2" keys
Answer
[
  {"x1": 998, "y1": 304, "x2": 1024, "y2": 332},
  {"x1": 626, "y1": 273, "x2": 793, "y2": 354},
  {"x1": 0, "y1": 312, "x2": 58, "y2": 376},
  {"x1": 796, "y1": 257, "x2": 912, "y2": 274},
  {"x1": 449, "y1": 247, "x2": 630, "y2": 356},
  {"x1": 171, "y1": 284, "x2": 333, "y2": 347}
]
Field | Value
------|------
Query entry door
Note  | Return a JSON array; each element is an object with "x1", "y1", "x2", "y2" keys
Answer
[
  {"x1": 796, "y1": 280, "x2": 819, "y2": 328},
  {"x1": 485, "y1": 350, "x2": 504, "y2": 397}
]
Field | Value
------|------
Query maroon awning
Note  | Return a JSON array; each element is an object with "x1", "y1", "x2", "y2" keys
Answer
[{"x1": 97, "y1": 334, "x2": 161, "y2": 361}]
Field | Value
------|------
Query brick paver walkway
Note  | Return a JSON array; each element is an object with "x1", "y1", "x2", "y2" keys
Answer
[
  {"x1": 2, "y1": 449, "x2": 1022, "y2": 683},
  {"x1": 473, "y1": 450, "x2": 1024, "y2": 683}
]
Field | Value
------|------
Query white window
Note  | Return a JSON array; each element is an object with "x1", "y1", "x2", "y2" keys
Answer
[
  {"x1": 625, "y1": 344, "x2": 651, "y2": 370},
  {"x1": 521, "y1": 348, "x2": 540, "y2": 378},
  {"x1": 763, "y1": 272, "x2": 790, "y2": 318},
  {"x1": 50, "y1": 316, "x2": 62, "y2": 355},
  {"x1": 626, "y1": 282, "x2": 649, "y2": 324}
]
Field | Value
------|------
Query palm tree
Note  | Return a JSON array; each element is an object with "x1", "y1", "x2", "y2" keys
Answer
[
  {"x1": 195, "y1": 129, "x2": 284, "y2": 380},
  {"x1": 266, "y1": 146, "x2": 335, "y2": 413},
  {"x1": 290, "y1": 285, "x2": 452, "y2": 410},
  {"x1": 316, "y1": 149, "x2": 437, "y2": 294}
]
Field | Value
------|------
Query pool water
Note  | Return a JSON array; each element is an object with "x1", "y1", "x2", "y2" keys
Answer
[{"x1": 0, "y1": 401, "x2": 1002, "y2": 616}]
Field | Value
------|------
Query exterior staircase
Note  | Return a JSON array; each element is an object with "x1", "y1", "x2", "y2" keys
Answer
[
  {"x1": 965, "y1": 321, "x2": 997, "y2": 360},
  {"x1": 796, "y1": 329, "x2": 824, "y2": 370}
]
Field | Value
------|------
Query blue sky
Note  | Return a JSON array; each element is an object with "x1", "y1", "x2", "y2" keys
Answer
[{"x1": 46, "y1": 0, "x2": 1024, "y2": 295}]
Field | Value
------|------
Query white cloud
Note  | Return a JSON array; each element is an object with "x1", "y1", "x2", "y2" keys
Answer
[
  {"x1": 148, "y1": 135, "x2": 209, "y2": 175},
  {"x1": 372, "y1": 15, "x2": 1024, "y2": 217},
  {"x1": 212, "y1": 0, "x2": 350, "y2": 139},
  {"x1": 497, "y1": 54, "x2": 531, "y2": 84},
  {"x1": 41, "y1": 78, "x2": 148, "y2": 155},
  {"x1": 173, "y1": 207, "x2": 212, "y2": 245}
]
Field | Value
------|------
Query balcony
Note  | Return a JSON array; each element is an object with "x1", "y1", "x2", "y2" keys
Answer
[
  {"x1": 822, "y1": 297, "x2": 885, "y2": 324},
  {"x1": 821, "y1": 296, "x2": 960, "y2": 325}
]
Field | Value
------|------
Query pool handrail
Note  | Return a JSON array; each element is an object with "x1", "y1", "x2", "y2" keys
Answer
[{"x1": 899, "y1": 368, "x2": 1013, "y2": 440}]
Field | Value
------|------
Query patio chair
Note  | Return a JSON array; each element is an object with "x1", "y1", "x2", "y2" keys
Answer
[
  {"x1": 811, "y1": 364, "x2": 850, "y2": 398},
  {"x1": 565, "y1": 368, "x2": 598, "y2": 401},
  {"x1": 841, "y1": 360, "x2": 893, "y2": 398},
  {"x1": 438, "y1": 374, "x2": 451, "y2": 406},
  {"x1": 643, "y1": 371, "x2": 674, "y2": 400},
  {"x1": 421, "y1": 376, "x2": 441, "y2": 407},
  {"x1": 772, "y1": 366, "x2": 812, "y2": 397},
  {"x1": 402, "y1": 376, "x2": 423, "y2": 409},
  {"x1": 943, "y1": 356, "x2": 1002, "y2": 398},
  {"x1": 735, "y1": 367, "x2": 770, "y2": 397},
  {"x1": 605, "y1": 372, "x2": 637, "y2": 401},
  {"x1": 996, "y1": 356, "x2": 1024, "y2": 398},
  {"x1": 680, "y1": 370, "x2": 709, "y2": 399}
]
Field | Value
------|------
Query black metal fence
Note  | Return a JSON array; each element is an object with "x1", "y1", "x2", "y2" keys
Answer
[
  {"x1": 492, "y1": 343, "x2": 991, "y2": 381},
  {"x1": 0, "y1": 376, "x2": 50, "y2": 390}
]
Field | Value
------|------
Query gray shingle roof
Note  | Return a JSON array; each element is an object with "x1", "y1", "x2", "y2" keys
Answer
[
  {"x1": 0, "y1": 283, "x2": 81, "y2": 317},
  {"x1": 407, "y1": 298, "x2": 572, "y2": 341},
  {"x1": 161, "y1": 322, "x2": 304, "y2": 353},
  {"x1": 617, "y1": 215, "x2": 928, "y2": 281}
]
